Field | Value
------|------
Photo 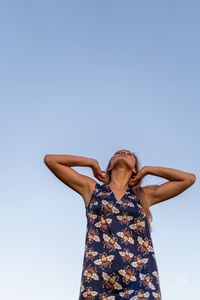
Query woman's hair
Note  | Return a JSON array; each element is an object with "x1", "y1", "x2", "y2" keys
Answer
[{"x1": 104, "y1": 149, "x2": 157, "y2": 233}]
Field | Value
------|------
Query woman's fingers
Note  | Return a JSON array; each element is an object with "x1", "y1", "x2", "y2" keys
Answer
[
  {"x1": 97, "y1": 172, "x2": 109, "y2": 182},
  {"x1": 95, "y1": 169, "x2": 109, "y2": 183},
  {"x1": 129, "y1": 178, "x2": 138, "y2": 186}
]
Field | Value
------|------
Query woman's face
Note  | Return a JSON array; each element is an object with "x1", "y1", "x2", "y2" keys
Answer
[{"x1": 109, "y1": 150, "x2": 136, "y2": 173}]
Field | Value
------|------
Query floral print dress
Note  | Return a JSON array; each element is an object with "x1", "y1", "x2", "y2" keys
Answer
[{"x1": 78, "y1": 182, "x2": 162, "y2": 300}]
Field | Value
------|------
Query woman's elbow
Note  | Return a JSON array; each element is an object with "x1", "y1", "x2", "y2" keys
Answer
[{"x1": 187, "y1": 173, "x2": 196, "y2": 185}]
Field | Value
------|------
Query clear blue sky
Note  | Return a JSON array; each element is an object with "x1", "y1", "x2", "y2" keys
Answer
[{"x1": 0, "y1": 1, "x2": 199, "y2": 299}]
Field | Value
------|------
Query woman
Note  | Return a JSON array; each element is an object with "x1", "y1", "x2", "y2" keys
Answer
[{"x1": 44, "y1": 150, "x2": 196, "y2": 300}]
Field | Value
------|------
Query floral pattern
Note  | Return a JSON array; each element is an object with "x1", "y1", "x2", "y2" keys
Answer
[{"x1": 79, "y1": 183, "x2": 162, "y2": 300}]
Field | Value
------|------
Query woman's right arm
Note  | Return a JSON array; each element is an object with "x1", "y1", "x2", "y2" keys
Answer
[
  {"x1": 43, "y1": 154, "x2": 108, "y2": 206},
  {"x1": 44, "y1": 154, "x2": 97, "y2": 195}
]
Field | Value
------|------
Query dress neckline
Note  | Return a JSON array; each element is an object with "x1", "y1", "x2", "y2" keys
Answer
[{"x1": 106, "y1": 184, "x2": 131, "y2": 203}]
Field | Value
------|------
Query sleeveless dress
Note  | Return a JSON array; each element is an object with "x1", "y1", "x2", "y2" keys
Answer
[{"x1": 78, "y1": 182, "x2": 162, "y2": 300}]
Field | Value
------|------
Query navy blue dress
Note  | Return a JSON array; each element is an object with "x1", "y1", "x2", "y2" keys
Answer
[{"x1": 78, "y1": 182, "x2": 162, "y2": 300}]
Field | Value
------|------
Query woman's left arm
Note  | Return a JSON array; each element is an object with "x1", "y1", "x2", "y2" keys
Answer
[{"x1": 142, "y1": 166, "x2": 196, "y2": 206}]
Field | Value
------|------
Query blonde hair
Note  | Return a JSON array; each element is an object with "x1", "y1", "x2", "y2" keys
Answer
[{"x1": 105, "y1": 149, "x2": 156, "y2": 233}]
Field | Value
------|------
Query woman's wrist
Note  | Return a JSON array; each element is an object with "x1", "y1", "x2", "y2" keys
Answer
[
  {"x1": 141, "y1": 166, "x2": 150, "y2": 176},
  {"x1": 89, "y1": 158, "x2": 98, "y2": 169}
]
